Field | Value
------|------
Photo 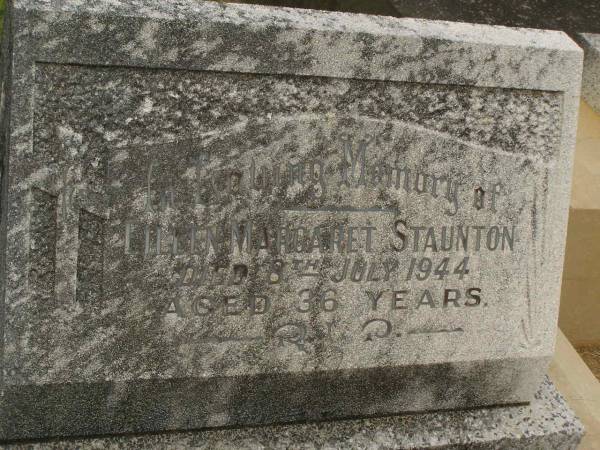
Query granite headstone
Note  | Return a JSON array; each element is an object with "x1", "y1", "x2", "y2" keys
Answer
[
  {"x1": 0, "y1": 0, "x2": 582, "y2": 441},
  {"x1": 575, "y1": 33, "x2": 600, "y2": 113}
]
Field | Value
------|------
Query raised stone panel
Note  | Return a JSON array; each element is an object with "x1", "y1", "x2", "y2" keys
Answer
[{"x1": 0, "y1": 0, "x2": 582, "y2": 441}]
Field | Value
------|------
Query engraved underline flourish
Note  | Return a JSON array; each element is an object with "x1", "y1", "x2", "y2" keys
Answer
[
  {"x1": 408, "y1": 327, "x2": 464, "y2": 335},
  {"x1": 197, "y1": 336, "x2": 264, "y2": 343},
  {"x1": 283, "y1": 207, "x2": 396, "y2": 213}
]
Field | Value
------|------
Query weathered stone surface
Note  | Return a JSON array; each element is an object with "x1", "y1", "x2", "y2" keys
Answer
[
  {"x1": 575, "y1": 33, "x2": 600, "y2": 113},
  {"x1": 0, "y1": 377, "x2": 585, "y2": 449},
  {"x1": 0, "y1": 0, "x2": 582, "y2": 441}
]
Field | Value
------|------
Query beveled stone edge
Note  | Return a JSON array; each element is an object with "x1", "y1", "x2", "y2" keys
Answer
[
  {"x1": 0, "y1": 377, "x2": 584, "y2": 449},
  {"x1": 0, "y1": 356, "x2": 548, "y2": 441},
  {"x1": 11, "y1": 0, "x2": 583, "y2": 93}
]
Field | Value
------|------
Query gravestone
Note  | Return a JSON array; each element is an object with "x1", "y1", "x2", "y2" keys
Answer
[
  {"x1": 0, "y1": 0, "x2": 583, "y2": 443},
  {"x1": 576, "y1": 33, "x2": 600, "y2": 113}
]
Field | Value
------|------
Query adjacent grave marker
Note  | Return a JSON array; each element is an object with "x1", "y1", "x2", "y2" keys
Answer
[{"x1": 0, "y1": 0, "x2": 582, "y2": 440}]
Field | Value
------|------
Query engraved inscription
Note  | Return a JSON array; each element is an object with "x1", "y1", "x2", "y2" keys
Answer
[{"x1": 107, "y1": 114, "x2": 532, "y2": 359}]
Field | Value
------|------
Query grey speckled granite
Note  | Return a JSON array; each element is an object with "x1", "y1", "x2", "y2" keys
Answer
[
  {"x1": 0, "y1": 0, "x2": 583, "y2": 442},
  {"x1": 575, "y1": 33, "x2": 600, "y2": 113},
  {"x1": 0, "y1": 378, "x2": 584, "y2": 449}
]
